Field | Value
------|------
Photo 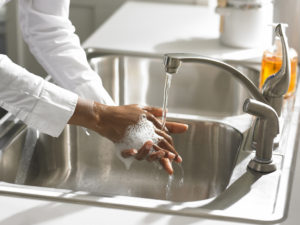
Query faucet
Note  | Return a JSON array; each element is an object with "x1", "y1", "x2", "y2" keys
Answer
[
  {"x1": 163, "y1": 24, "x2": 289, "y2": 173},
  {"x1": 164, "y1": 53, "x2": 279, "y2": 172}
]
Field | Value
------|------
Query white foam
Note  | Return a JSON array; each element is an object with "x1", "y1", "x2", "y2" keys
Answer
[{"x1": 115, "y1": 115, "x2": 160, "y2": 169}]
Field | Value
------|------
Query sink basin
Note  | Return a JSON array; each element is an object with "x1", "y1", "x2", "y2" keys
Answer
[
  {"x1": 0, "y1": 51, "x2": 299, "y2": 223},
  {"x1": 0, "y1": 117, "x2": 243, "y2": 202}
]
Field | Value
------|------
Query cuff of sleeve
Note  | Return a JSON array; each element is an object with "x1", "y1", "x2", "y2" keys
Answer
[
  {"x1": 74, "y1": 78, "x2": 116, "y2": 106},
  {"x1": 25, "y1": 81, "x2": 78, "y2": 137}
]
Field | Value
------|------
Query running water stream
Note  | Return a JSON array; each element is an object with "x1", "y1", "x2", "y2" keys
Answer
[
  {"x1": 114, "y1": 71, "x2": 184, "y2": 200},
  {"x1": 161, "y1": 73, "x2": 173, "y2": 130},
  {"x1": 165, "y1": 163, "x2": 185, "y2": 200},
  {"x1": 161, "y1": 72, "x2": 185, "y2": 200}
]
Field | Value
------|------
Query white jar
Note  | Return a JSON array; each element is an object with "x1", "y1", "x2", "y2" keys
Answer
[{"x1": 216, "y1": 0, "x2": 274, "y2": 49}]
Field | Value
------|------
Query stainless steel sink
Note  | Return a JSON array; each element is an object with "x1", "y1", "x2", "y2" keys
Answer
[
  {"x1": 0, "y1": 51, "x2": 299, "y2": 223},
  {"x1": 0, "y1": 117, "x2": 243, "y2": 202}
]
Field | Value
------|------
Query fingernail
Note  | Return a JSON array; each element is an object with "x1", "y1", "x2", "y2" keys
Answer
[
  {"x1": 146, "y1": 141, "x2": 153, "y2": 150},
  {"x1": 176, "y1": 155, "x2": 183, "y2": 163},
  {"x1": 168, "y1": 152, "x2": 176, "y2": 160},
  {"x1": 132, "y1": 149, "x2": 138, "y2": 155}
]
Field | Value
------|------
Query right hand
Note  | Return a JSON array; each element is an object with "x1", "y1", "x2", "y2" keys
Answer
[{"x1": 121, "y1": 118, "x2": 188, "y2": 175}]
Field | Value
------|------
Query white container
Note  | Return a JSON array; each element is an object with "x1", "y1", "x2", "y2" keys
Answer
[
  {"x1": 274, "y1": 0, "x2": 300, "y2": 62},
  {"x1": 216, "y1": 0, "x2": 273, "y2": 49}
]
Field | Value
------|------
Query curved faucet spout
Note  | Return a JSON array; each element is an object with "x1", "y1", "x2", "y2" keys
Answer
[
  {"x1": 164, "y1": 53, "x2": 267, "y2": 104},
  {"x1": 163, "y1": 53, "x2": 279, "y2": 173}
]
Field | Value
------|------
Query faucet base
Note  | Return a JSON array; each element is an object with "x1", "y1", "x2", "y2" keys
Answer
[{"x1": 248, "y1": 158, "x2": 276, "y2": 173}]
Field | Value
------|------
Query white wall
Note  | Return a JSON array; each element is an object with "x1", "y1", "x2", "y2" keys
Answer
[{"x1": 5, "y1": 0, "x2": 209, "y2": 75}]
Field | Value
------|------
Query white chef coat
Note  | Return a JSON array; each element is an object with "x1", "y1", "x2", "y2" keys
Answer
[{"x1": 0, "y1": 0, "x2": 115, "y2": 137}]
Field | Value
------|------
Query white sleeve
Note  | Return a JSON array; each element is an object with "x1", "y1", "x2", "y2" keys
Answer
[
  {"x1": 0, "y1": 54, "x2": 78, "y2": 137},
  {"x1": 18, "y1": 0, "x2": 115, "y2": 106}
]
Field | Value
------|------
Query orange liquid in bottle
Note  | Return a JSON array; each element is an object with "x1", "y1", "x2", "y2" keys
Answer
[{"x1": 260, "y1": 52, "x2": 298, "y2": 98}]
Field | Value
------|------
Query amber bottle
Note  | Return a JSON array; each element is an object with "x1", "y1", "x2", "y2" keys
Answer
[{"x1": 260, "y1": 35, "x2": 298, "y2": 97}]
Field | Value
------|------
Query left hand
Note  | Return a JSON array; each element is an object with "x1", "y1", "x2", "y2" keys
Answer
[{"x1": 68, "y1": 98, "x2": 188, "y2": 174}]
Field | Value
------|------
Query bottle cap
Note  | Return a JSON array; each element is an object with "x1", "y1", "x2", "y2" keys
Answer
[{"x1": 227, "y1": 0, "x2": 272, "y2": 9}]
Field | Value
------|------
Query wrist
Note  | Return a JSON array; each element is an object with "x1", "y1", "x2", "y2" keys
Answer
[
  {"x1": 68, "y1": 97, "x2": 104, "y2": 131},
  {"x1": 92, "y1": 100, "x2": 108, "y2": 133}
]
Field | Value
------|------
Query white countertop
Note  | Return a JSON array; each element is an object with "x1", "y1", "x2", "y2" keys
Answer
[
  {"x1": 83, "y1": 1, "x2": 263, "y2": 61},
  {"x1": 0, "y1": 1, "x2": 299, "y2": 224}
]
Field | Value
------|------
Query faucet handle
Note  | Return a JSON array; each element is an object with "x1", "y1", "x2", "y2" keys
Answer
[
  {"x1": 262, "y1": 23, "x2": 291, "y2": 116},
  {"x1": 274, "y1": 23, "x2": 288, "y2": 37}
]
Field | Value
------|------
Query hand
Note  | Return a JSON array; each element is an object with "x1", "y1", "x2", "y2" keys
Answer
[
  {"x1": 68, "y1": 98, "x2": 188, "y2": 174},
  {"x1": 121, "y1": 118, "x2": 188, "y2": 175}
]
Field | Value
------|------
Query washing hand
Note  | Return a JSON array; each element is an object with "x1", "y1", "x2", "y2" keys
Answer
[{"x1": 68, "y1": 98, "x2": 188, "y2": 174}]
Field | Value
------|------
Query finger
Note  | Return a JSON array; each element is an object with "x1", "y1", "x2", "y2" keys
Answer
[
  {"x1": 165, "y1": 122, "x2": 189, "y2": 133},
  {"x1": 135, "y1": 141, "x2": 153, "y2": 160},
  {"x1": 155, "y1": 128, "x2": 174, "y2": 146},
  {"x1": 143, "y1": 106, "x2": 163, "y2": 117},
  {"x1": 146, "y1": 113, "x2": 167, "y2": 131},
  {"x1": 164, "y1": 151, "x2": 176, "y2": 161},
  {"x1": 160, "y1": 158, "x2": 173, "y2": 175},
  {"x1": 152, "y1": 145, "x2": 176, "y2": 161},
  {"x1": 121, "y1": 149, "x2": 138, "y2": 158},
  {"x1": 157, "y1": 138, "x2": 178, "y2": 155},
  {"x1": 147, "y1": 150, "x2": 165, "y2": 162},
  {"x1": 175, "y1": 155, "x2": 183, "y2": 163},
  {"x1": 150, "y1": 148, "x2": 176, "y2": 161}
]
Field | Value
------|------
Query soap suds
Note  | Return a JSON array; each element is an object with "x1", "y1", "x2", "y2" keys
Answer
[{"x1": 115, "y1": 115, "x2": 160, "y2": 169}]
